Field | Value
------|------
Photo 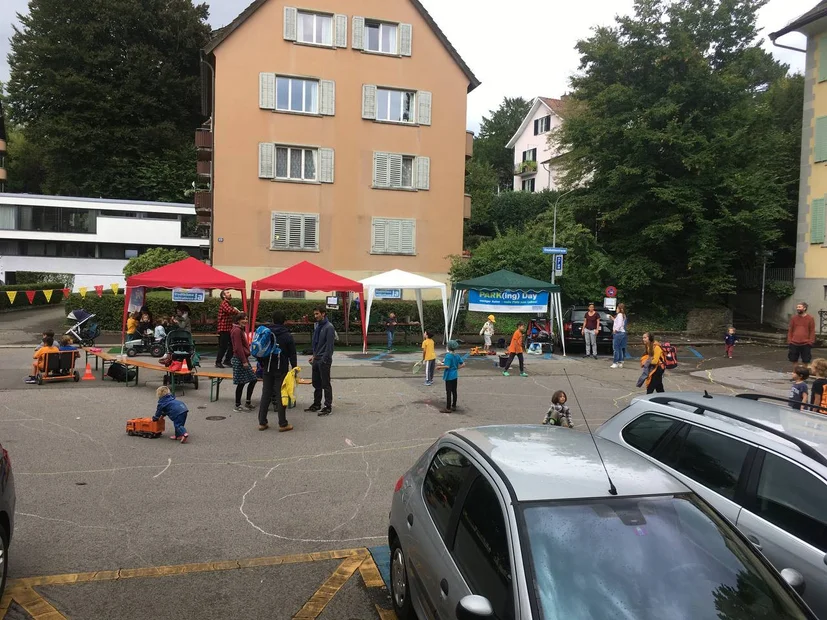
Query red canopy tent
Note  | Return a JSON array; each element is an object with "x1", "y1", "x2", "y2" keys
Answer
[
  {"x1": 121, "y1": 257, "x2": 248, "y2": 341},
  {"x1": 250, "y1": 261, "x2": 367, "y2": 351}
]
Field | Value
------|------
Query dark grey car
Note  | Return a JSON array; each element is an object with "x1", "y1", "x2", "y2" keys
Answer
[
  {"x1": 0, "y1": 441, "x2": 14, "y2": 598},
  {"x1": 388, "y1": 425, "x2": 814, "y2": 619}
]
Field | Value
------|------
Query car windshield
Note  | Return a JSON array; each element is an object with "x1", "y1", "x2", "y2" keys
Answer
[{"x1": 521, "y1": 494, "x2": 810, "y2": 620}]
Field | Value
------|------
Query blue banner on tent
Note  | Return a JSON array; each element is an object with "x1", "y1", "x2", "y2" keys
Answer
[{"x1": 468, "y1": 289, "x2": 549, "y2": 313}]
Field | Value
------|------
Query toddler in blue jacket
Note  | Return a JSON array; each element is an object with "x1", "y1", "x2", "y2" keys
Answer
[{"x1": 153, "y1": 386, "x2": 189, "y2": 443}]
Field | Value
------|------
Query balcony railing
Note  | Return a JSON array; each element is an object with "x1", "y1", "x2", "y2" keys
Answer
[
  {"x1": 465, "y1": 131, "x2": 474, "y2": 159},
  {"x1": 515, "y1": 160, "x2": 538, "y2": 176},
  {"x1": 195, "y1": 128, "x2": 213, "y2": 150},
  {"x1": 196, "y1": 160, "x2": 211, "y2": 177},
  {"x1": 194, "y1": 191, "x2": 213, "y2": 214},
  {"x1": 464, "y1": 194, "x2": 472, "y2": 220}
]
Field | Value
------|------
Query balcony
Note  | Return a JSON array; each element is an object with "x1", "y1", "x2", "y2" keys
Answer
[
  {"x1": 515, "y1": 160, "x2": 538, "y2": 176},
  {"x1": 196, "y1": 160, "x2": 211, "y2": 177},
  {"x1": 194, "y1": 191, "x2": 213, "y2": 215},
  {"x1": 0, "y1": 168, "x2": 5, "y2": 181},
  {"x1": 465, "y1": 131, "x2": 474, "y2": 159},
  {"x1": 195, "y1": 128, "x2": 213, "y2": 150},
  {"x1": 464, "y1": 194, "x2": 472, "y2": 220}
]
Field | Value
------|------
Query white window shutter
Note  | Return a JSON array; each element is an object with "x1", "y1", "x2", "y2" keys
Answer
[
  {"x1": 287, "y1": 214, "x2": 303, "y2": 248},
  {"x1": 283, "y1": 7, "x2": 298, "y2": 41},
  {"x1": 399, "y1": 24, "x2": 412, "y2": 56},
  {"x1": 304, "y1": 215, "x2": 319, "y2": 250},
  {"x1": 259, "y1": 73, "x2": 276, "y2": 110},
  {"x1": 334, "y1": 14, "x2": 348, "y2": 48},
  {"x1": 415, "y1": 156, "x2": 430, "y2": 191},
  {"x1": 362, "y1": 84, "x2": 377, "y2": 120},
  {"x1": 387, "y1": 219, "x2": 401, "y2": 253},
  {"x1": 319, "y1": 80, "x2": 335, "y2": 116},
  {"x1": 272, "y1": 213, "x2": 288, "y2": 249},
  {"x1": 417, "y1": 91, "x2": 432, "y2": 126},
  {"x1": 400, "y1": 220, "x2": 416, "y2": 254},
  {"x1": 259, "y1": 143, "x2": 275, "y2": 179},
  {"x1": 373, "y1": 152, "x2": 390, "y2": 187},
  {"x1": 372, "y1": 218, "x2": 387, "y2": 253},
  {"x1": 319, "y1": 148, "x2": 334, "y2": 183},
  {"x1": 388, "y1": 154, "x2": 403, "y2": 188},
  {"x1": 352, "y1": 16, "x2": 365, "y2": 50}
]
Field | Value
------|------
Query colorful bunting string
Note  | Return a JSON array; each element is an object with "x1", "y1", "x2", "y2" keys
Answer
[
  {"x1": 94, "y1": 285, "x2": 104, "y2": 298},
  {"x1": 79, "y1": 287, "x2": 88, "y2": 298},
  {"x1": 5, "y1": 291, "x2": 16, "y2": 304},
  {"x1": 62, "y1": 288, "x2": 71, "y2": 297},
  {"x1": 110, "y1": 283, "x2": 119, "y2": 295},
  {"x1": 24, "y1": 291, "x2": 36, "y2": 304},
  {"x1": 43, "y1": 290, "x2": 53, "y2": 303},
  {"x1": 2, "y1": 282, "x2": 124, "y2": 305}
]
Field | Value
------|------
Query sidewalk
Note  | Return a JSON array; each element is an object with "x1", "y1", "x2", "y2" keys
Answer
[{"x1": 692, "y1": 364, "x2": 790, "y2": 398}]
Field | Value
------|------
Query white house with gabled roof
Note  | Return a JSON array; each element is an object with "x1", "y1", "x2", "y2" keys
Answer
[{"x1": 506, "y1": 96, "x2": 566, "y2": 192}]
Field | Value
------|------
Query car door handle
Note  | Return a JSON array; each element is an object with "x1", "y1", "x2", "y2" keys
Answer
[
  {"x1": 747, "y1": 534, "x2": 762, "y2": 550},
  {"x1": 440, "y1": 578, "x2": 449, "y2": 599},
  {"x1": 406, "y1": 513, "x2": 413, "y2": 528}
]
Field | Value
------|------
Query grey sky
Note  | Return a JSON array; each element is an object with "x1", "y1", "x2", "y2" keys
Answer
[{"x1": 0, "y1": 0, "x2": 815, "y2": 132}]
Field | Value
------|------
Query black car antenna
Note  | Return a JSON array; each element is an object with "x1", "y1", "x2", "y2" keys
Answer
[{"x1": 564, "y1": 368, "x2": 618, "y2": 496}]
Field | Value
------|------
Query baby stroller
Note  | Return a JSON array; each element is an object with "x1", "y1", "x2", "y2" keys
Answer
[
  {"x1": 66, "y1": 309, "x2": 101, "y2": 346},
  {"x1": 527, "y1": 318, "x2": 554, "y2": 354},
  {"x1": 161, "y1": 328, "x2": 200, "y2": 389}
]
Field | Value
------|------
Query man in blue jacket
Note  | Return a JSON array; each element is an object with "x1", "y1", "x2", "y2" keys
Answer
[{"x1": 306, "y1": 307, "x2": 335, "y2": 416}]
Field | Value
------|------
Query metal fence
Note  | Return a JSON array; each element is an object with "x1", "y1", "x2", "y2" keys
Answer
[{"x1": 737, "y1": 268, "x2": 795, "y2": 289}]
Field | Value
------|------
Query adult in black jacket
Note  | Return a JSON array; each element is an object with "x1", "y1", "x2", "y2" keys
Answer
[
  {"x1": 257, "y1": 310, "x2": 298, "y2": 431},
  {"x1": 306, "y1": 307, "x2": 335, "y2": 416}
]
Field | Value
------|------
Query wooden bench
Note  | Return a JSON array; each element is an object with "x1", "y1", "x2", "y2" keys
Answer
[{"x1": 192, "y1": 369, "x2": 233, "y2": 402}]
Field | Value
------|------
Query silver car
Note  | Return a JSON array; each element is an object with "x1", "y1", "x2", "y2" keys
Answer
[
  {"x1": 596, "y1": 392, "x2": 827, "y2": 618},
  {"x1": 388, "y1": 424, "x2": 814, "y2": 619}
]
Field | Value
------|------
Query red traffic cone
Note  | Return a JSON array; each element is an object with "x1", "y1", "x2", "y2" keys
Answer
[
  {"x1": 82, "y1": 363, "x2": 95, "y2": 381},
  {"x1": 181, "y1": 358, "x2": 190, "y2": 373}
]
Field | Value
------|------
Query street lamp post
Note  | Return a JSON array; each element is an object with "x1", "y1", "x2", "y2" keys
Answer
[{"x1": 550, "y1": 188, "x2": 576, "y2": 285}]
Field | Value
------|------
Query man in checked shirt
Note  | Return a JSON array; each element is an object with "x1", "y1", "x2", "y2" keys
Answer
[{"x1": 215, "y1": 289, "x2": 240, "y2": 368}]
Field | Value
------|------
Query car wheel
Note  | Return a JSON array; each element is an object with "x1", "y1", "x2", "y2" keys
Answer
[
  {"x1": 126, "y1": 348, "x2": 137, "y2": 358},
  {"x1": 0, "y1": 520, "x2": 9, "y2": 599},
  {"x1": 150, "y1": 345, "x2": 164, "y2": 358},
  {"x1": 390, "y1": 537, "x2": 414, "y2": 619},
  {"x1": 73, "y1": 371, "x2": 80, "y2": 382}
]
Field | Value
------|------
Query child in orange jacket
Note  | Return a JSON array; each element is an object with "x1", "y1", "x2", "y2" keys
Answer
[{"x1": 502, "y1": 323, "x2": 528, "y2": 377}]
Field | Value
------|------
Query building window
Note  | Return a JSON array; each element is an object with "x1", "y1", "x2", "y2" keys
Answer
[
  {"x1": 297, "y1": 11, "x2": 332, "y2": 46},
  {"x1": 283, "y1": 290, "x2": 306, "y2": 299},
  {"x1": 522, "y1": 178, "x2": 535, "y2": 192},
  {"x1": 377, "y1": 89, "x2": 415, "y2": 123},
  {"x1": 373, "y1": 152, "x2": 430, "y2": 190},
  {"x1": 522, "y1": 148, "x2": 537, "y2": 162},
  {"x1": 371, "y1": 217, "x2": 416, "y2": 255},
  {"x1": 365, "y1": 21, "x2": 397, "y2": 54},
  {"x1": 533, "y1": 115, "x2": 551, "y2": 135},
  {"x1": 271, "y1": 211, "x2": 319, "y2": 251},
  {"x1": 0, "y1": 205, "x2": 16, "y2": 229},
  {"x1": 276, "y1": 147, "x2": 317, "y2": 182},
  {"x1": 276, "y1": 77, "x2": 318, "y2": 114},
  {"x1": 14, "y1": 206, "x2": 97, "y2": 234}
]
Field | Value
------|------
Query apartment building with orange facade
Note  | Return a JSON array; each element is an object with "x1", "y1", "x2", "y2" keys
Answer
[{"x1": 197, "y1": 0, "x2": 478, "y2": 296}]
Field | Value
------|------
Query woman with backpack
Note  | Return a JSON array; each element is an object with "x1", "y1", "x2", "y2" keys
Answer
[
  {"x1": 640, "y1": 332, "x2": 665, "y2": 394},
  {"x1": 230, "y1": 313, "x2": 257, "y2": 412}
]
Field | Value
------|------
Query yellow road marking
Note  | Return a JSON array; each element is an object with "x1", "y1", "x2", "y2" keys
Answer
[
  {"x1": 293, "y1": 550, "x2": 368, "y2": 618},
  {"x1": 358, "y1": 554, "x2": 385, "y2": 588},
  {"x1": 375, "y1": 604, "x2": 398, "y2": 619},
  {"x1": 7, "y1": 586, "x2": 66, "y2": 620}
]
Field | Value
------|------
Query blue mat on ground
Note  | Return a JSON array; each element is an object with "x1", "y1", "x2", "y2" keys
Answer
[{"x1": 368, "y1": 545, "x2": 392, "y2": 590}]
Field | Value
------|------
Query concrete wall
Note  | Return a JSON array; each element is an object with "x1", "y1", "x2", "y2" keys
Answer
[
  {"x1": 0, "y1": 256, "x2": 128, "y2": 291},
  {"x1": 211, "y1": 0, "x2": 470, "y2": 285}
]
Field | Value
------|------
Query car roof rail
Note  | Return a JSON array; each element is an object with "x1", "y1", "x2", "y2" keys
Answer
[
  {"x1": 648, "y1": 395, "x2": 827, "y2": 467},
  {"x1": 735, "y1": 392, "x2": 827, "y2": 416}
]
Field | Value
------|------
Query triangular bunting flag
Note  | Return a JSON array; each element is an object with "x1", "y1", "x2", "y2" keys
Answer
[
  {"x1": 94, "y1": 285, "x2": 104, "y2": 298},
  {"x1": 5, "y1": 291, "x2": 16, "y2": 304},
  {"x1": 62, "y1": 288, "x2": 71, "y2": 297},
  {"x1": 79, "y1": 287, "x2": 88, "y2": 298},
  {"x1": 43, "y1": 290, "x2": 53, "y2": 303},
  {"x1": 110, "y1": 283, "x2": 119, "y2": 295},
  {"x1": 25, "y1": 291, "x2": 36, "y2": 304}
]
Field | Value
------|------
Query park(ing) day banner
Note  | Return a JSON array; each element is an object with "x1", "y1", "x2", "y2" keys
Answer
[{"x1": 468, "y1": 289, "x2": 549, "y2": 313}]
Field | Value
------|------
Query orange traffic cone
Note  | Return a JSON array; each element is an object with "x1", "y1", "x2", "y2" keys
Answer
[
  {"x1": 82, "y1": 363, "x2": 95, "y2": 381},
  {"x1": 181, "y1": 359, "x2": 190, "y2": 373}
]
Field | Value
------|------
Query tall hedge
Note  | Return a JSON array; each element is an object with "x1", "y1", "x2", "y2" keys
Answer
[
  {"x1": 0, "y1": 282, "x2": 68, "y2": 311},
  {"x1": 63, "y1": 291, "x2": 540, "y2": 336}
]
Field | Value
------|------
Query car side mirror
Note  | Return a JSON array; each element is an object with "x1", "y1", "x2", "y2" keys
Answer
[
  {"x1": 456, "y1": 595, "x2": 494, "y2": 620},
  {"x1": 781, "y1": 568, "x2": 805, "y2": 595}
]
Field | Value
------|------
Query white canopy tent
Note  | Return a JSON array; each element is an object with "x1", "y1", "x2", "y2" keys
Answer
[{"x1": 359, "y1": 270, "x2": 450, "y2": 353}]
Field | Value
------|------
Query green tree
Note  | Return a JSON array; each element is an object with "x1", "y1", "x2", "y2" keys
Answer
[
  {"x1": 123, "y1": 248, "x2": 191, "y2": 277},
  {"x1": 556, "y1": 0, "x2": 798, "y2": 307},
  {"x1": 474, "y1": 97, "x2": 532, "y2": 189},
  {"x1": 6, "y1": 126, "x2": 47, "y2": 194},
  {"x1": 465, "y1": 159, "x2": 498, "y2": 244},
  {"x1": 6, "y1": 0, "x2": 210, "y2": 199}
]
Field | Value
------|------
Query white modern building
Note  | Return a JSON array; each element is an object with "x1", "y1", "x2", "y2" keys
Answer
[
  {"x1": 506, "y1": 96, "x2": 566, "y2": 192},
  {"x1": 0, "y1": 193, "x2": 208, "y2": 290}
]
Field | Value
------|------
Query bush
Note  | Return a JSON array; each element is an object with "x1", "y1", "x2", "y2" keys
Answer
[
  {"x1": 123, "y1": 248, "x2": 191, "y2": 277},
  {"x1": 766, "y1": 281, "x2": 795, "y2": 299},
  {"x1": 12, "y1": 272, "x2": 75, "y2": 288},
  {"x1": 0, "y1": 282, "x2": 68, "y2": 311}
]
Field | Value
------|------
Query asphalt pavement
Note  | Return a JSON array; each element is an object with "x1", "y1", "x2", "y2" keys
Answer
[{"x1": 0, "y1": 338, "x2": 822, "y2": 619}]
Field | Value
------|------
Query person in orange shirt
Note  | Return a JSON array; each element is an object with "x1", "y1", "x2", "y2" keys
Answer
[
  {"x1": 641, "y1": 332, "x2": 665, "y2": 394},
  {"x1": 502, "y1": 323, "x2": 528, "y2": 377},
  {"x1": 26, "y1": 335, "x2": 59, "y2": 384}
]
